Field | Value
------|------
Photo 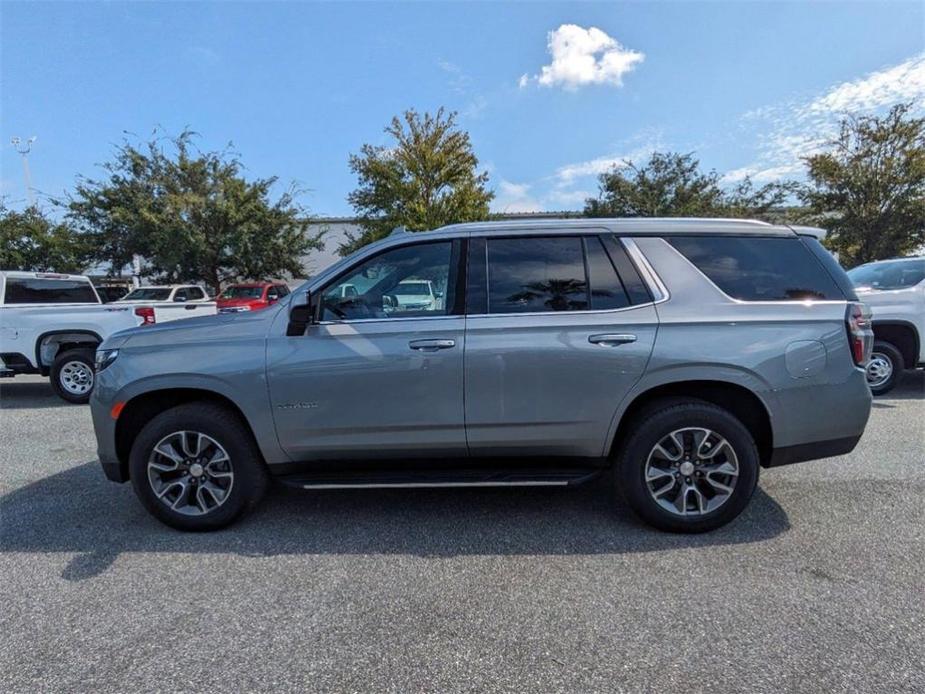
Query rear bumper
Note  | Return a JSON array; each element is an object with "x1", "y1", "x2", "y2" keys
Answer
[{"x1": 765, "y1": 434, "x2": 862, "y2": 468}]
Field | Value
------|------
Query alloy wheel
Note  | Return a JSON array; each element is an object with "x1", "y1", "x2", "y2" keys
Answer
[
  {"x1": 644, "y1": 427, "x2": 739, "y2": 516},
  {"x1": 147, "y1": 431, "x2": 235, "y2": 516}
]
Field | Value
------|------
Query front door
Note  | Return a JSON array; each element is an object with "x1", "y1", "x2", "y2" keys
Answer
[
  {"x1": 464, "y1": 233, "x2": 658, "y2": 458},
  {"x1": 267, "y1": 239, "x2": 467, "y2": 460}
]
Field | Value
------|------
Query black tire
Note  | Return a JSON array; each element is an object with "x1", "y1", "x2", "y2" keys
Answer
[
  {"x1": 129, "y1": 402, "x2": 269, "y2": 531},
  {"x1": 615, "y1": 400, "x2": 760, "y2": 533},
  {"x1": 867, "y1": 341, "x2": 903, "y2": 396},
  {"x1": 49, "y1": 348, "x2": 96, "y2": 404}
]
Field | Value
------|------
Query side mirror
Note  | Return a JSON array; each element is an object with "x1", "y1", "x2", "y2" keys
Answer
[
  {"x1": 174, "y1": 296, "x2": 188, "y2": 302},
  {"x1": 286, "y1": 292, "x2": 313, "y2": 336}
]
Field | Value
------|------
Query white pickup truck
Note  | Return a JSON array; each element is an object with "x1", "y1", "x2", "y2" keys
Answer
[
  {"x1": 0, "y1": 273, "x2": 215, "y2": 403},
  {"x1": 847, "y1": 257, "x2": 925, "y2": 395},
  {"x1": 114, "y1": 284, "x2": 217, "y2": 325}
]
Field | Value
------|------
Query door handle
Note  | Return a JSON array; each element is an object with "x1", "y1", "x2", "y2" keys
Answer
[
  {"x1": 409, "y1": 338, "x2": 456, "y2": 351},
  {"x1": 589, "y1": 333, "x2": 637, "y2": 346}
]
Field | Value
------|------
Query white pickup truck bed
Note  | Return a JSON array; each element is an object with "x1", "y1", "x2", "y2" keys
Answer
[{"x1": 0, "y1": 272, "x2": 215, "y2": 402}]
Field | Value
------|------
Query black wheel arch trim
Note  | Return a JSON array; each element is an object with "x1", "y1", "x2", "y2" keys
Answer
[
  {"x1": 870, "y1": 320, "x2": 920, "y2": 366},
  {"x1": 34, "y1": 329, "x2": 102, "y2": 370}
]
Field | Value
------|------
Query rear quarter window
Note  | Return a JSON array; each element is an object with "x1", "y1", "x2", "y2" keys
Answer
[
  {"x1": 3, "y1": 278, "x2": 99, "y2": 304},
  {"x1": 667, "y1": 236, "x2": 845, "y2": 301}
]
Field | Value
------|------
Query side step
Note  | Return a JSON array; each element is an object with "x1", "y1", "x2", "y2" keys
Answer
[{"x1": 275, "y1": 466, "x2": 603, "y2": 490}]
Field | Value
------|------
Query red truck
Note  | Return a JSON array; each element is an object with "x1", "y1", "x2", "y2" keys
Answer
[{"x1": 216, "y1": 282, "x2": 291, "y2": 313}]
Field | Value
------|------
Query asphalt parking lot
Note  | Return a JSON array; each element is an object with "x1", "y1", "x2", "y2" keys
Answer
[{"x1": 1, "y1": 374, "x2": 923, "y2": 693}]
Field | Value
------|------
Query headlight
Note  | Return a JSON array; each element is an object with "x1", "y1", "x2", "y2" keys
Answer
[{"x1": 95, "y1": 348, "x2": 119, "y2": 372}]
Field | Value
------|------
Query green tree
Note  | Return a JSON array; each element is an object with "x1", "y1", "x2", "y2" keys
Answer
[
  {"x1": 801, "y1": 104, "x2": 925, "y2": 267},
  {"x1": 66, "y1": 130, "x2": 324, "y2": 293},
  {"x1": 342, "y1": 108, "x2": 493, "y2": 255},
  {"x1": 0, "y1": 202, "x2": 91, "y2": 273},
  {"x1": 583, "y1": 152, "x2": 796, "y2": 221}
]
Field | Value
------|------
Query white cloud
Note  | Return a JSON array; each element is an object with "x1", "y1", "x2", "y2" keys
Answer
[
  {"x1": 554, "y1": 137, "x2": 661, "y2": 185},
  {"x1": 805, "y1": 54, "x2": 925, "y2": 115},
  {"x1": 520, "y1": 24, "x2": 644, "y2": 90},
  {"x1": 492, "y1": 180, "x2": 544, "y2": 213},
  {"x1": 726, "y1": 52, "x2": 925, "y2": 185}
]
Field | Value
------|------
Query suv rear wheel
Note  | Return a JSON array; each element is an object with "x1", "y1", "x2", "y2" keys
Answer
[
  {"x1": 50, "y1": 348, "x2": 96, "y2": 404},
  {"x1": 129, "y1": 402, "x2": 269, "y2": 531},
  {"x1": 616, "y1": 401, "x2": 759, "y2": 533}
]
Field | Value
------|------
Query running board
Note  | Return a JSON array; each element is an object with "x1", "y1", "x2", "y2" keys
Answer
[{"x1": 275, "y1": 467, "x2": 603, "y2": 490}]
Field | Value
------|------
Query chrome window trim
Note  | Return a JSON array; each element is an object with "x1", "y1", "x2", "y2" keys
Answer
[
  {"x1": 316, "y1": 314, "x2": 464, "y2": 326},
  {"x1": 464, "y1": 301, "x2": 656, "y2": 320},
  {"x1": 621, "y1": 237, "x2": 669, "y2": 304}
]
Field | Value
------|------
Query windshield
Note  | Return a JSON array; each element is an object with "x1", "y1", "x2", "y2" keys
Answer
[
  {"x1": 122, "y1": 288, "x2": 172, "y2": 301},
  {"x1": 395, "y1": 282, "x2": 431, "y2": 296},
  {"x1": 847, "y1": 259, "x2": 925, "y2": 290},
  {"x1": 220, "y1": 286, "x2": 263, "y2": 299}
]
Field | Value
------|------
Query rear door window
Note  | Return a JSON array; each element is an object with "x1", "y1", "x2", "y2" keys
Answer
[
  {"x1": 585, "y1": 237, "x2": 630, "y2": 310},
  {"x1": 668, "y1": 236, "x2": 845, "y2": 301},
  {"x1": 487, "y1": 237, "x2": 589, "y2": 314},
  {"x1": 4, "y1": 277, "x2": 98, "y2": 304}
]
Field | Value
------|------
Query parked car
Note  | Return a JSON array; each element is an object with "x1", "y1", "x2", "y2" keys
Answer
[
  {"x1": 91, "y1": 218, "x2": 873, "y2": 533},
  {"x1": 118, "y1": 284, "x2": 209, "y2": 303},
  {"x1": 847, "y1": 257, "x2": 925, "y2": 395},
  {"x1": 216, "y1": 282, "x2": 290, "y2": 313},
  {"x1": 115, "y1": 284, "x2": 217, "y2": 324},
  {"x1": 93, "y1": 280, "x2": 132, "y2": 303},
  {"x1": 0, "y1": 271, "x2": 143, "y2": 403},
  {"x1": 384, "y1": 279, "x2": 440, "y2": 312}
]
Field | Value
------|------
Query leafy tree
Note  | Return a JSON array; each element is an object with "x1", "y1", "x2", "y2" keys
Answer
[
  {"x1": 583, "y1": 152, "x2": 796, "y2": 221},
  {"x1": 66, "y1": 130, "x2": 324, "y2": 293},
  {"x1": 801, "y1": 104, "x2": 925, "y2": 267},
  {"x1": 0, "y1": 202, "x2": 91, "y2": 273},
  {"x1": 342, "y1": 108, "x2": 493, "y2": 255}
]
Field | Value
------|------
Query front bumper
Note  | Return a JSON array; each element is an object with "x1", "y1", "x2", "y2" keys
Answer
[{"x1": 90, "y1": 368, "x2": 128, "y2": 483}]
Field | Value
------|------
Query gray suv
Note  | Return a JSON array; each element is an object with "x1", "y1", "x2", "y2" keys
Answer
[{"x1": 91, "y1": 219, "x2": 873, "y2": 533}]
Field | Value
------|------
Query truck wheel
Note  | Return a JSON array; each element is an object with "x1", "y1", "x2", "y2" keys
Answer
[
  {"x1": 615, "y1": 401, "x2": 759, "y2": 533},
  {"x1": 129, "y1": 402, "x2": 269, "y2": 531},
  {"x1": 50, "y1": 348, "x2": 96, "y2": 404},
  {"x1": 866, "y1": 341, "x2": 903, "y2": 396}
]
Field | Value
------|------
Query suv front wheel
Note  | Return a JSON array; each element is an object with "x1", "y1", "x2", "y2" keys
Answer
[
  {"x1": 129, "y1": 402, "x2": 269, "y2": 531},
  {"x1": 616, "y1": 401, "x2": 759, "y2": 533}
]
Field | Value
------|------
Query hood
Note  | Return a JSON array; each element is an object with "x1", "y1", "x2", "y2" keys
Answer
[{"x1": 105, "y1": 304, "x2": 281, "y2": 350}]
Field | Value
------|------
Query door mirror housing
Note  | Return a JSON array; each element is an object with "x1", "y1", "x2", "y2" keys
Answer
[{"x1": 286, "y1": 292, "x2": 313, "y2": 336}]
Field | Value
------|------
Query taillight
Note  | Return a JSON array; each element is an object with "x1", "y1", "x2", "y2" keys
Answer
[
  {"x1": 135, "y1": 306, "x2": 156, "y2": 325},
  {"x1": 846, "y1": 302, "x2": 873, "y2": 366}
]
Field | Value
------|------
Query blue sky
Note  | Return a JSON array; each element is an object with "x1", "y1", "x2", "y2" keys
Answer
[{"x1": 2, "y1": 1, "x2": 923, "y2": 218}]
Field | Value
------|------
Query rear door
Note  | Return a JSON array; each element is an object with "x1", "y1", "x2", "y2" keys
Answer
[{"x1": 464, "y1": 233, "x2": 658, "y2": 457}]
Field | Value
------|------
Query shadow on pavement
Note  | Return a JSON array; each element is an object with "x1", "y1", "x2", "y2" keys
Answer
[
  {"x1": 884, "y1": 369, "x2": 924, "y2": 400},
  {"x1": 1, "y1": 461, "x2": 790, "y2": 582},
  {"x1": 0, "y1": 381, "x2": 68, "y2": 410}
]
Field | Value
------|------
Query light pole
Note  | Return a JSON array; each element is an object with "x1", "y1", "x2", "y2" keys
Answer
[{"x1": 10, "y1": 136, "x2": 37, "y2": 206}]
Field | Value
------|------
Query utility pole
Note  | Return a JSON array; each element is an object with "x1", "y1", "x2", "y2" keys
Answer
[{"x1": 10, "y1": 136, "x2": 37, "y2": 206}]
